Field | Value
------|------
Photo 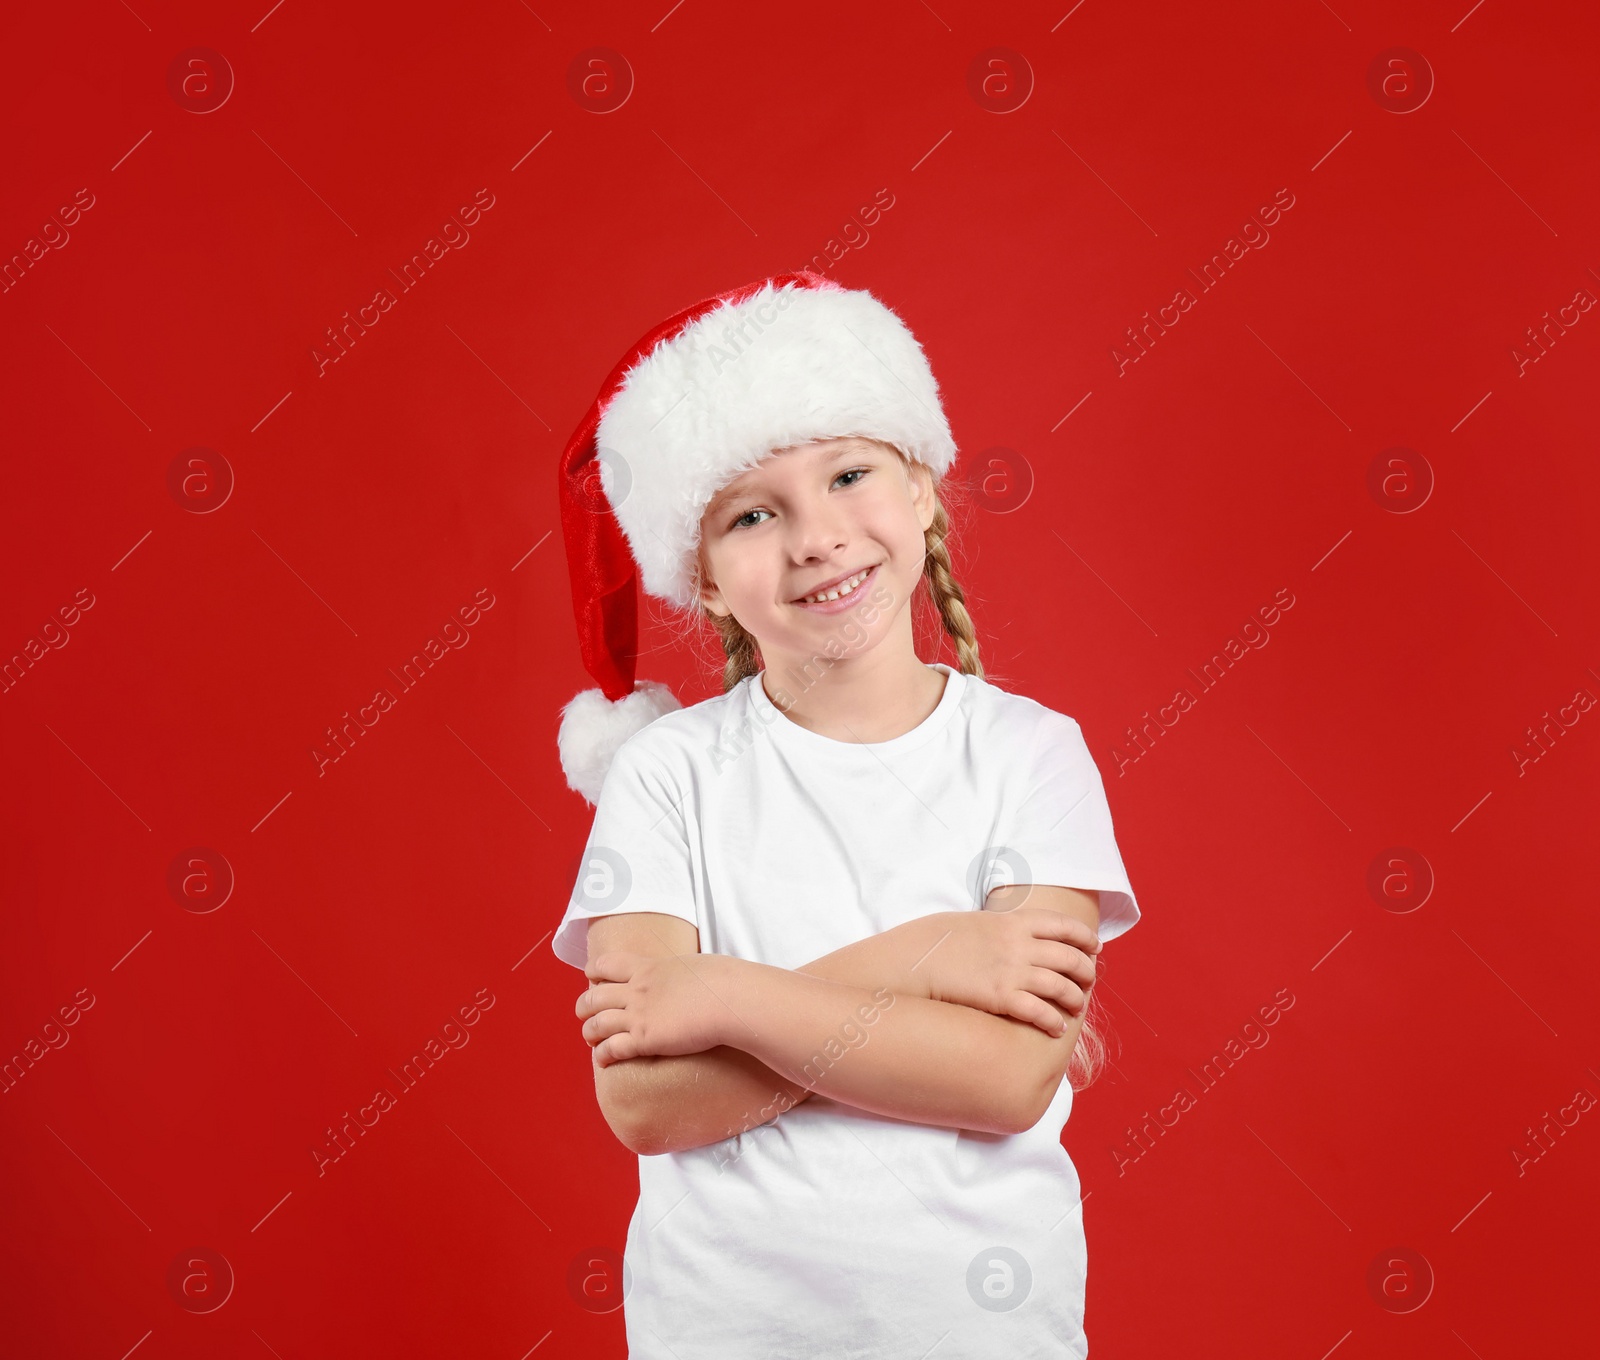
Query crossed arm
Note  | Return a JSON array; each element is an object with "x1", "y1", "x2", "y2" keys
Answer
[{"x1": 577, "y1": 885, "x2": 1102, "y2": 1156}]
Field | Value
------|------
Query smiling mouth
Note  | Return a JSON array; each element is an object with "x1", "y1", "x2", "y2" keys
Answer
[{"x1": 794, "y1": 564, "x2": 878, "y2": 605}]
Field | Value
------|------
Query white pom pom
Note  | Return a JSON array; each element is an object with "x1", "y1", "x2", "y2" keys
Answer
[{"x1": 557, "y1": 681, "x2": 684, "y2": 805}]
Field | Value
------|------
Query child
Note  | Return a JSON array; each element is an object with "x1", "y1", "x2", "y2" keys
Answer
[{"x1": 551, "y1": 272, "x2": 1142, "y2": 1358}]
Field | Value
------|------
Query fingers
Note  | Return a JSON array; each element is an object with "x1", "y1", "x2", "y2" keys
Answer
[
  {"x1": 1008, "y1": 993, "x2": 1069, "y2": 1037},
  {"x1": 594, "y1": 1031, "x2": 642, "y2": 1067},
  {"x1": 1022, "y1": 908, "x2": 1102, "y2": 956},
  {"x1": 575, "y1": 983, "x2": 623, "y2": 1019},
  {"x1": 1026, "y1": 965, "x2": 1088, "y2": 1017},
  {"x1": 580, "y1": 1007, "x2": 629, "y2": 1047},
  {"x1": 1030, "y1": 940, "x2": 1097, "y2": 991},
  {"x1": 583, "y1": 950, "x2": 640, "y2": 984}
]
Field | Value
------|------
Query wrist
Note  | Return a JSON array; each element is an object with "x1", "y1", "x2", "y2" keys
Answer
[
  {"x1": 696, "y1": 952, "x2": 755, "y2": 1049},
  {"x1": 900, "y1": 911, "x2": 962, "y2": 1001}
]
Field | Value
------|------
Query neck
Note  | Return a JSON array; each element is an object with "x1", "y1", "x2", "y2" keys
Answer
[{"x1": 758, "y1": 614, "x2": 948, "y2": 743}]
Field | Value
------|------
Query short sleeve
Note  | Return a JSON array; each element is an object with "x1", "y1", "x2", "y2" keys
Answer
[
  {"x1": 550, "y1": 737, "x2": 702, "y2": 971},
  {"x1": 984, "y1": 712, "x2": 1142, "y2": 944}
]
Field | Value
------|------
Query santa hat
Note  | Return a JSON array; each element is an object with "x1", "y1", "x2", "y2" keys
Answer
[{"x1": 556, "y1": 269, "x2": 959, "y2": 804}]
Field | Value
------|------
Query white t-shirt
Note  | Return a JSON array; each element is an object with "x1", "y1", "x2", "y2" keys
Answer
[{"x1": 553, "y1": 662, "x2": 1141, "y2": 1359}]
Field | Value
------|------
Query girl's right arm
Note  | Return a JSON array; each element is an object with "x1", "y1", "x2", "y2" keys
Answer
[
  {"x1": 582, "y1": 907, "x2": 1096, "y2": 1156},
  {"x1": 585, "y1": 911, "x2": 809, "y2": 1156}
]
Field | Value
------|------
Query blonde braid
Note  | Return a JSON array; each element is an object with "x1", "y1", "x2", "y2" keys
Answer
[
  {"x1": 921, "y1": 486, "x2": 1112, "y2": 1092},
  {"x1": 692, "y1": 459, "x2": 1110, "y2": 1091},
  {"x1": 708, "y1": 608, "x2": 761, "y2": 692},
  {"x1": 920, "y1": 498, "x2": 983, "y2": 679}
]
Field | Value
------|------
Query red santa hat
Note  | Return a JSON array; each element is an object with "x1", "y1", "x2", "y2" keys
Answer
[{"x1": 556, "y1": 269, "x2": 959, "y2": 804}]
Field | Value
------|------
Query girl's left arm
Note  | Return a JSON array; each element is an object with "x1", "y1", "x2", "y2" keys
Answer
[{"x1": 582, "y1": 887, "x2": 1098, "y2": 1137}]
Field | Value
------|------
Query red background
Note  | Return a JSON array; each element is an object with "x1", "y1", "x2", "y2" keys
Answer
[{"x1": 3, "y1": 1, "x2": 1596, "y2": 1355}]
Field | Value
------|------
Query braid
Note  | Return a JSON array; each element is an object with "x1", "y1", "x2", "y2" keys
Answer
[
  {"x1": 920, "y1": 498, "x2": 983, "y2": 679},
  {"x1": 708, "y1": 608, "x2": 762, "y2": 692},
  {"x1": 691, "y1": 455, "x2": 1110, "y2": 1090},
  {"x1": 923, "y1": 484, "x2": 1108, "y2": 1089}
]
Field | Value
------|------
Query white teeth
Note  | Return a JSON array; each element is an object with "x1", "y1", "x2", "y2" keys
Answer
[{"x1": 802, "y1": 569, "x2": 869, "y2": 603}]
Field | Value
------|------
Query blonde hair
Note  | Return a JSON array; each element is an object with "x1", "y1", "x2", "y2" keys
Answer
[{"x1": 684, "y1": 440, "x2": 1114, "y2": 1092}]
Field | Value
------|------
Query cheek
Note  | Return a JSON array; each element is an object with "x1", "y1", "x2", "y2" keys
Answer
[
  {"x1": 714, "y1": 544, "x2": 781, "y2": 604},
  {"x1": 874, "y1": 507, "x2": 927, "y2": 563}
]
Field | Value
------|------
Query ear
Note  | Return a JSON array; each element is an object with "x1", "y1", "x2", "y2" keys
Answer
[
  {"x1": 700, "y1": 580, "x2": 732, "y2": 618},
  {"x1": 908, "y1": 458, "x2": 938, "y2": 533},
  {"x1": 694, "y1": 550, "x2": 733, "y2": 618}
]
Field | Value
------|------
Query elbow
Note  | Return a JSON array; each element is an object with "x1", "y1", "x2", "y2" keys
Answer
[
  {"x1": 971, "y1": 1068, "x2": 1050, "y2": 1137},
  {"x1": 604, "y1": 1094, "x2": 669, "y2": 1156},
  {"x1": 603, "y1": 1103, "x2": 677, "y2": 1157},
  {"x1": 975, "y1": 1092, "x2": 1043, "y2": 1138},
  {"x1": 1012, "y1": 1071, "x2": 1062, "y2": 1134},
  {"x1": 595, "y1": 1060, "x2": 690, "y2": 1156},
  {"x1": 999, "y1": 1084, "x2": 1047, "y2": 1136},
  {"x1": 998, "y1": 1042, "x2": 1066, "y2": 1136},
  {"x1": 595, "y1": 1059, "x2": 653, "y2": 1155},
  {"x1": 612, "y1": 1122, "x2": 662, "y2": 1156},
  {"x1": 601, "y1": 1104, "x2": 652, "y2": 1155}
]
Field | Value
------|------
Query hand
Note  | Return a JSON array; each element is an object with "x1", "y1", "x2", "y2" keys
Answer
[
  {"x1": 919, "y1": 907, "x2": 1100, "y2": 1037},
  {"x1": 576, "y1": 950, "x2": 732, "y2": 1068}
]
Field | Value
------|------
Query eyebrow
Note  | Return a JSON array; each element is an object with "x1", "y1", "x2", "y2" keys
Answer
[{"x1": 710, "y1": 442, "x2": 869, "y2": 515}]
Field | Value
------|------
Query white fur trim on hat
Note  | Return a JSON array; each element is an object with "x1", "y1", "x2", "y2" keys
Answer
[
  {"x1": 557, "y1": 680, "x2": 683, "y2": 806},
  {"x1": 593, "y1": 278, "x2": 958, "y2": 610}
]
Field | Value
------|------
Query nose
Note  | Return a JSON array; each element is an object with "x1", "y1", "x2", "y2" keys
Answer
[{"x1": 788, "y1": 496, "x2": 850, "y2": 565}]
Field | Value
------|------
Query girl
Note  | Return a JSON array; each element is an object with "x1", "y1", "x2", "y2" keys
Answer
[{"x1": 552, "y1": 272, "x2": 1141, "y2": 1358}]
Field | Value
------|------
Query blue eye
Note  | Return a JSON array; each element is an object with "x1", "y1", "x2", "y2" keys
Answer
[{"x1": 729, "y1": 468, "x2": 869, "y2": 530}]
